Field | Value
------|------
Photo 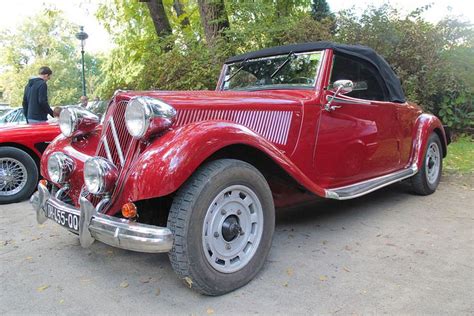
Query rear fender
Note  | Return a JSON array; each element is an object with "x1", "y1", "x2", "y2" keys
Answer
[
  {"x1": 410, "y1": 114, "x2": 448, "y2": 169},
  {"x1": 121, "y1": 121, "x2": 326, "y2": 201}
]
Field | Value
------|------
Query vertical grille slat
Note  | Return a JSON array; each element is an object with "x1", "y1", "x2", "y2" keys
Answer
[{"x1": 96, "y1": 100, "x2": 134, "y2": 174}]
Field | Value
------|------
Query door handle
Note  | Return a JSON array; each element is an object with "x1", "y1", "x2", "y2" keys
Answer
[{"x1": 324, "y1": 104, "x2": 342, "y2": 112}]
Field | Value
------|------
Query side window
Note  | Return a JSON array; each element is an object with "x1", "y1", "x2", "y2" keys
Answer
[{"x1": 330, "y1": 54, "x2": 388, "y2": 101}]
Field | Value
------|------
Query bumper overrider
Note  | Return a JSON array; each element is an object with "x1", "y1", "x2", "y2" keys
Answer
[{"x1": 30, "y1": 183, "x2": 173, "y2": 253}]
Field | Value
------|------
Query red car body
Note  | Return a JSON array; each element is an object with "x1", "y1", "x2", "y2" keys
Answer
[
  {"x1": 0, "y1": 122, "x2": 60, "y2": 157},
  {"x1": 32, "y1": 42, "x2": 448, "y2": 295},
  {"x1": 0, "y1": 122, "x2": 60, "y2": 203},
  {"x1": 40, "y1": 86, "x2": 447, "y2": 212}
]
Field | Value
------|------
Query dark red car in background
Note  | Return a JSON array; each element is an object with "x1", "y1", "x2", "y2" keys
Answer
[
  {"x1": 0, "y1": 101, "x2": 107, "y2": 203},
  {"x1": 0, "y1": 122, "x2": 59, "y2": 203}
]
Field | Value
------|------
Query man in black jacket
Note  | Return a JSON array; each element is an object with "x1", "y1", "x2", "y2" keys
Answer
[{"x1": 22, "y1": 66, "x2": 54, "y2": 123}]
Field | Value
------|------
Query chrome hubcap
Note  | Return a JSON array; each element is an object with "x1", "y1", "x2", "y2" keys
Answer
[
  {"x1": 0, "y1": 158, "x2": 27, "y2": 196},
  {"x1": 425, "y1": 142, "x2": 440, "y2": 184},
  {"x1": 202, "y1": 185, "x2": 263, "y2": 273}
]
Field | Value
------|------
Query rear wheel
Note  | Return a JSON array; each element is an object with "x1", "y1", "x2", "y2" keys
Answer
[
  {"x1": 0, "y1": 147, "x2": 38, "y2": 204},
  {"x1": 168, "y1": 159, "x2": 275, "y2": 296},
  {"x1": 411, "y1": 133, "x2": 443, "y2": 195}
]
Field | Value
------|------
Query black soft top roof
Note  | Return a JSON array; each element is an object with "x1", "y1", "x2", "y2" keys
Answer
[{"x1": 225, "y1": 41, "x2": 405, "y2": 103}]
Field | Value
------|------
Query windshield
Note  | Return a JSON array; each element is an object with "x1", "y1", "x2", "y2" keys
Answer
[
  {"x1": 222, "y1": 51, "x2": 323, "y2": 91},
  {"x1": 0, "y1": 108, "x2": 25, "y2": 124},
  {"x1": 86, "y1": 100, "x2": 108, "y2": 116}
]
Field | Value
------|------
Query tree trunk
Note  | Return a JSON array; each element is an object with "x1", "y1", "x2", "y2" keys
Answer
[
  {"x1": 197, "y1": 0, "x2": 229, "y2": 47},
  {"x1": 173, "y1": 0, "x2": 190, "y2": 27},
  {"x1": 143, "y1": 0, "x2": 172, "y2": 37}
]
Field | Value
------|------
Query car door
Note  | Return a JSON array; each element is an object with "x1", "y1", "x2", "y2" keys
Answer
[{"x1": 314, "y1": 53, "x2": 401, "y2": 188}]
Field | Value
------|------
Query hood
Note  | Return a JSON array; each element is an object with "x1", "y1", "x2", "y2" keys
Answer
[
  {"x1": 27, "y1": 77, "x2": 44, "y2": 87},
  {"x1": 121, "y1": 90, "x2": 317, "y2": 110},
  {"x1": 0, "y1": 121, "x2": 57, "y2": 133}
]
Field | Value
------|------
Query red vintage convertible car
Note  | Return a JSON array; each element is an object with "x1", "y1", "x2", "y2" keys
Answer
[{"x1": 31, "y1": 42, "x2": 448, "y2": 295}]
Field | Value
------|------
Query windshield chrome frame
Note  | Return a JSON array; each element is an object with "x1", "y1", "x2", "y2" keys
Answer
[{"x1": 218, "y1": 50, "x2": 326, "y2": 92}]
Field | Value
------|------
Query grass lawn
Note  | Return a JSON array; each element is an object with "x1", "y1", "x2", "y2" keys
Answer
[{"x1": 444, "y1": 136, "x2": 474, "y2": 174}]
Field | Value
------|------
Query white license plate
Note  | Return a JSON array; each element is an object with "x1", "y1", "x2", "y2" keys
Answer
[{"x1": 45, "y1": 202, "x2": 80, "y2": 232}]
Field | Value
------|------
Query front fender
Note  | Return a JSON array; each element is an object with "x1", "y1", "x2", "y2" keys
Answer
[
  {"x1": 121, "y1": 121, "x2": 326, "y2": 202},
  {"x1": 410, "y1": 113, "x2": 448, "y2": 169}
]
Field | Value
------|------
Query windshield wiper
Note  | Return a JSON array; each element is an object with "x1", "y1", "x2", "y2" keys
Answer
[
  {"x1": 270, "y1": 52, "x2": 296, "y2": 79},
  {"x1": 224, "y1": 59, "x2": 248, "y2": 82}
]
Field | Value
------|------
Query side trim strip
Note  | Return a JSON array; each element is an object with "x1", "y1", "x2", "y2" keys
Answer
[
  {"x1": 325, "y1": 164, "x2": 418, "y2": 200},
  {"x1": 326, "y1": 95, "x2": 371, "y2": 105}
]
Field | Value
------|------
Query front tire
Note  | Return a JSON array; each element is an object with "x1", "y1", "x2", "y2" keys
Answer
[
  {"x1": 168, "y1": 159, "x2": 275, "y2": 296},
  {"x1": 0, "y1": 147, "x2": 38, "y2": 204},
  {"x1": 411, "y1": 133, "x2": 443, "y2": 195}
]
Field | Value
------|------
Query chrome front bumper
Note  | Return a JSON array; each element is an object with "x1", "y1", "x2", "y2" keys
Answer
[{"x1": 30, "y1": 183, "x2": 173, "y2": 253}]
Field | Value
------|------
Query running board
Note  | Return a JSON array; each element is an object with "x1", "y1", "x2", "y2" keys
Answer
[{"x1": 325, "y1": 165, "x2": 418, "y2": 200}]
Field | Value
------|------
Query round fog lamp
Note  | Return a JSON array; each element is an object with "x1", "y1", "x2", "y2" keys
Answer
[
  {"x1": 84, "y1": 158, "x2": 118, "y2": 195},
  {"x1": 47, "y1": 152, "x2": 74, "y2": 184}
]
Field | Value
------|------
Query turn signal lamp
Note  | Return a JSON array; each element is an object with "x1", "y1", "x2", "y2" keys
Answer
[
  {"x1": 122, "y1": 202, "x2": 137, "y2": 219},
  {"x1": 39, "y1": 179, "x2": 48, "y2": 187}
]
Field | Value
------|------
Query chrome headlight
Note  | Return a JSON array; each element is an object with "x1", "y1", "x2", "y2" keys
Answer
[
  {"x1": 125, "y1": 96, "x2": 176, "y2": 139},
  {"x1": 59, "y1": 107, "x2": 99, "y2": 137},
  {"x1": 47, "y1": 152, "x2": 74, "y2": 184},
  {"x1": 84, "y1": 157, "x2": 118, "y2": 195}
]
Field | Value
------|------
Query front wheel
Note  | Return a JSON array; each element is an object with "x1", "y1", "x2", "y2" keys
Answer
[
  {"x1": 411, "y1": 133, "x2": 443, "y2": 195},
  {"x1": 168, "y1": 159, "x2": 275, "y2": 296},
  {"x1": 0, "y1": 146, "x2": 38, "y2": 204}
]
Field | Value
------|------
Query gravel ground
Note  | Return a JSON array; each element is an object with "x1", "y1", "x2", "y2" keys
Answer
[{"x1": 1, "y1": 174, "x2": 473, "y2": 315}]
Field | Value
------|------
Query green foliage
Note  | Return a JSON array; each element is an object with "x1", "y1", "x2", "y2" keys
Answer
[
  {"x1": 439, "y1": 93, "x2": 474, "y2": 129},
  {"x1": 444, "y1": 136, "x2": 474, "y2": 173},
  {"x1": 0, "y1": 8, "x2": 104, "y2": 106},
  {"x1": 91, "y1": 1, "x2": 472, "y2": 131},
  {"x1": 334, "y1": 4, "x2": 474, "y2": 131},
  {"x1": 311, "y1": 0, "x2": 334, "y2": 21}
]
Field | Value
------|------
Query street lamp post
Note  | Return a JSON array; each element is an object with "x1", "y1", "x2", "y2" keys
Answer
[{"x1": 75, "y1": 26, "x2": 89, "y2": 97}]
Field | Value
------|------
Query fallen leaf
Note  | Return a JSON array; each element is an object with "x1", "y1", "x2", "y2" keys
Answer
[
  {"x1": 207, "y1": 308, "x2": 215, "y2": 315},
  {"x1": 184, "y1": 277, "x2": 193, "y2": 288},
  {"x1": 283, "y1": 281, "x2": 288, "y2": 287},
  {"x1": 343, "y1": 267, "x2": 350, "y2": 272},
  {"x1": 156, "y1": 288, "x2": 161, "y2": 296},
  {"x1": 286, "y1": 268, "x2": 294, "y2": 276},
  {"x1": 25, "y1": 256, "x2": 33, "y2": 261},
  {"x1": 139, "y1": 276, "x2": 152, "y2": 283},
  {"x1": 59, "y1": 299, "x2": 64, "y2": 304},
  {"x1": 319, "y1": 275, "x2": 328, "y2": 281},
  {"x1": 120, "y1": 281, "x2": 129, "y2": 288},
  {"x1": 37, "y1": 285, "x2": 50, "y2": 292},
  {"x1": 344, "y1": 245, "x2": 352, "y2": 251}
]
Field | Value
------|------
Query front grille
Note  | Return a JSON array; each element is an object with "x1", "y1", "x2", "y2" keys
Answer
[
  {"x1": 96, "y1": 100, "x2": 135, "y2": 172},
  {"x1": 87, "y1": 99, "x2": 138, "y2": 209}
]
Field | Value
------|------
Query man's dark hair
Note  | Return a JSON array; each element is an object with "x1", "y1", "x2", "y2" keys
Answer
[{"x1": 38, "y1": 66, "x2": 53, "y2": 76}]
